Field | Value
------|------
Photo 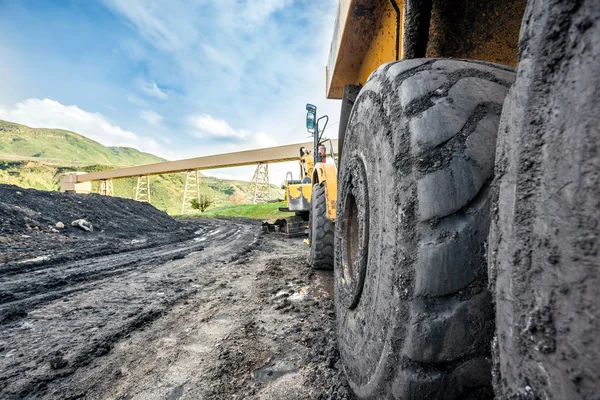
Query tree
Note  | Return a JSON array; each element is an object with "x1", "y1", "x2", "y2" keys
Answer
[{"x1": 190, "y1": 194, "x2": 213, "y2": 212}]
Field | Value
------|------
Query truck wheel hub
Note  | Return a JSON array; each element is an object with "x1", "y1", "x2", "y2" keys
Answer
[{"x1": 340, "y1": 157, "x2": 369, "y2": 309}]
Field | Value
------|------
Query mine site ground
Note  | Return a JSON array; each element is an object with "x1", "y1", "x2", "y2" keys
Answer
[{"x1": 0, "y1": 184, "x2": 354, "y2": 399}]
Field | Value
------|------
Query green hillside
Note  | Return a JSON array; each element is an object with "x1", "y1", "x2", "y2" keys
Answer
[
  {"x1": 0, "y1": 119, "x2": 165, "y2": 166},
  {"x1": 0, "y1": 119, "x2": 285, "y2": 215}
]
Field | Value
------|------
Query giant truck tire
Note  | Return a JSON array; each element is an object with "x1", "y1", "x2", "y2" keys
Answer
[
  {"x1": 334, "y1": 59, "x2": 515, "y2": 399},
  {"x1": 308, "y1": 183, "x2": 334, "y2": 270},
  {"x1": 489, "y1": 0, "x2": 600, "y2": 398}
]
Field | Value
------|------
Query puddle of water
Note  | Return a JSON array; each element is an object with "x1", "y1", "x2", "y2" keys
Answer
[
  {"x1": 130, "y1": 239, "x2": 147, "y2": 244},
  {"x1": 194, "y1": 236, "x2": 207, "y2": 242}
]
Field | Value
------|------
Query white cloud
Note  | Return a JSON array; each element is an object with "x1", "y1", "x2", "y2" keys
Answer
[
  {"x1": 0, "y1": 98, "x2": 171, "y2": 158},
  {"x1": 140, "y1": 110, "x2": 163, "y2": 126},
  {"x1": 187, "y1": 113, "x2": 249, "y2": 141},
  {"x1": 102, "y1": 0, "x2": 291, "y2": 49},
  {"x1": 136, "y1": 78, "x2": 168, "y2": 99},
  {"x1": 101, "y1": 0, "x2": 188, "y2": 51},
  {"x1": 186, "y1": 113, "x2": 277, "y2": 151},
  {"x1": 253, "y1": 131, "x2": 277, "y2": 148}
]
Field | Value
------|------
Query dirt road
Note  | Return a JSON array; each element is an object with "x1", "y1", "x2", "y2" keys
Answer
[{"x1": 0, "y1": 185, "x2": 353, "y2": 399}]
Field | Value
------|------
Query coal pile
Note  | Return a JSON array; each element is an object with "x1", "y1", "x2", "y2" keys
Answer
[
  {"x1": 0, "y1": 184, "x2": 193, "y2": 265},
  {"x1": 0, "y1": 184, "x2": 179, "y2": 235}
]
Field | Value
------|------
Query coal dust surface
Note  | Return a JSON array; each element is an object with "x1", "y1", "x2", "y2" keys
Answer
[{"x1": 0, "y1": 184, "x2": 352, "y2": 399}]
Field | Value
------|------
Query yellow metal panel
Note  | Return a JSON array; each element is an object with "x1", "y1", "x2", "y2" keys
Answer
[
  {"x1": 326, "y1": 0, "x2": 392, "y2": 99},
  {"x1": 324, "y1": 177, "x2": 338, "y2": 221},
  {"x1": 287, "y1": 183, "x2": 312, "y2": 212},
  {"x1": 326, "y1": 0, "x2": 354, "y2": 100},
  {"x1": 313, "y1": 163, "x2": 338, "y2": 222},
  {"x1": 288, "y1": 184, "x2": 312, "y2": 201},
  {"x1": 301, "y1": 184, "x2": 312, "y2": 199},
  {"x1": 356, "y1": 1, "x2": 401, "y2": 86}
]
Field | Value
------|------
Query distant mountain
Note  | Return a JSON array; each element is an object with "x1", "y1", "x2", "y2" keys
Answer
[
  {"x1": 0, "y1": 119, "x2": 165, "y2": 166},
  {"x1": 0, "y1": 119, "x2": 284, "y2": 214}
]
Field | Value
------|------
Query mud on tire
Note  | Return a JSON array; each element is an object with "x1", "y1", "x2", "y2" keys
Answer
[
  {"x1": 334, "y1": 59, "x2": 514, "y2": 399},
  {"x1": 308, "y1": 183, "x2": 335, "y2": 270},
  {"x1": 489, "y1": 1, "x2": 600, "y2": 398}
]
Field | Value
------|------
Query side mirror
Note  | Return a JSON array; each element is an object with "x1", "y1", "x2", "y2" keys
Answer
[{"x1": 306, "y1": 104, "x2": 317, "y2": 133}]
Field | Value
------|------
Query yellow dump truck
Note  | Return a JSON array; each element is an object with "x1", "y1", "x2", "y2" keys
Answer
[{"x1": 327, "y1": 0, "x2": 599, "y2": 399}]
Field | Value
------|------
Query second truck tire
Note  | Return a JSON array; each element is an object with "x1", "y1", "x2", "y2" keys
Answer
[
  {"x1": 308, "y1": 182, "x2": 334, "y2": 270},
  {"x1": 334, "y1": 59, "x2": 515, "y2": 399},
  {"x1": 488, "y1": 0, "x2": 600, "y2": 398}
]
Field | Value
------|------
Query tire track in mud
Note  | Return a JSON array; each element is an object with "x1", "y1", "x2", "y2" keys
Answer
[
  {"x1": 36, "y1": 230, "x2": 353, "y2": 400},
  {"x1": 0, "y1": 219, "x2": 259, "y2": 399},
  {"x1": 0, "y1": 236, "x2": 211, "y2": 318}
]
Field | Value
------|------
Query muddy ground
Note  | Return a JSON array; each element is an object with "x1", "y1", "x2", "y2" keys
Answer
[{"x1": 0, "y1": 184, "x2": 354, "y2": 399}]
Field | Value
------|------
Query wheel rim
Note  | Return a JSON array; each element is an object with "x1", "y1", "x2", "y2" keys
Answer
[
  {"x1": 340, "y1": 157, "x2": 369, "y2": 310},
  {"x1": 342, "y1": 192, "x2": 358, "y2": 283}
]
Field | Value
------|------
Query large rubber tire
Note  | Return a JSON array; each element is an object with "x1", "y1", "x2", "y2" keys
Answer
[
  {"x1": 308, "y1": 183, "x2": 334, "y2": 270},
  {"x1": 489, "y1": 1, "x2": 600, "y2": 398},
  {"x1": 334, "y1": 59, "x2": 514, "y2": 399}
]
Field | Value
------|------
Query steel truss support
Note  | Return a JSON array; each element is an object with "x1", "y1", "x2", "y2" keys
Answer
[
  {"x1": 99, "y1": 179, "x2": 114, "y2": 196},
  {"x1": 181, "y1": 170, "x2": 201, "y2": 214},
  {"x1": 251, "y1": 162, "x2": 271, "y2": 204},
  {"x1": 135, "y1": 175, "x2": 151, "y2": 203}
]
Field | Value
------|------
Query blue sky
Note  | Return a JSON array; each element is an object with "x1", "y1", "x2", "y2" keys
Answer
[{"x1": 0, "y1": 0, "x2": 341, "y2": 182}]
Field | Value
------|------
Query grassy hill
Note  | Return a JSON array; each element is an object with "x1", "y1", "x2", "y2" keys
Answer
[
  {"x1": 0, "y1": 119, "x2": 165, "y2": 166},
  {"x1": 0, "y1": 120, "x2": 285, "y2": 215}
]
